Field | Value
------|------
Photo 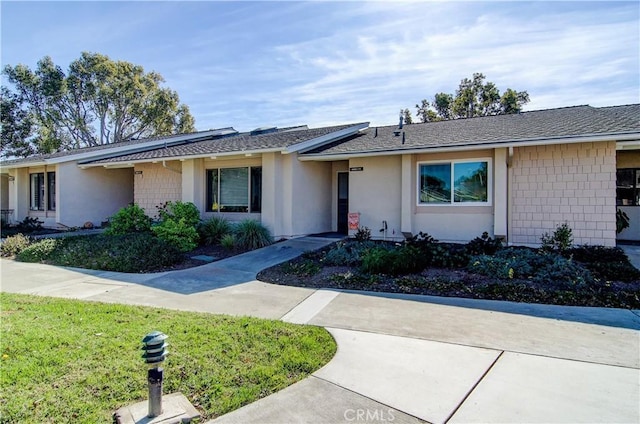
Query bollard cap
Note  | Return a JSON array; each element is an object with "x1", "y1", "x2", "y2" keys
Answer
[{"x1": 142, "y1": 331, "x2": 169, "y2": 365}]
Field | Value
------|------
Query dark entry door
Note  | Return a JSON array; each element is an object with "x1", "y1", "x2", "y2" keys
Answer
[{"x1": 337, "y1": 172, "x2": 349, "y2": 234}]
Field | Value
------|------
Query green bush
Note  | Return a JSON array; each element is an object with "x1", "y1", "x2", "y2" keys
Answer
[
  {"x1": 46, "y1": 233, "x2": 181, "y2": 272},
  {"x1": 16, "y1": 239, "x2": 59, "y2": 263},
  {"x1": 567, "y1": 245, "x2": 640, "y2": 282},
  {"x1": 323, "y1": 240, "x2": 377, "y2": 266},
  {"x1": 354, "y1": 226, "x2": 371, "y2": 241},
  {"x1": 531, "y1": 256, "x2": 594, "y2": 289},
  {"x1": 156, "y1": 201, "x2": 200, "y2": 227},
  {"x1": 16, "y1": 216, "x2": 44, "y2": 233},
  {"x1": 198, "y1": 216, "x2": 232, "y2": 245},
  {"x1": 151, "y1": 218, "x2": 199, "y2": 253},
  {"x1": 0, "y1": 234, "x2": 31, "y2": 257},
  {"x1": 360, "y1": 245, "x2": 425, "y2": 276},
  {"x1": 220, "y1": 234, "x2": 236, "y2": 250},
  {"x1": 468, "y1": 247, "x2": 594, "y2": 288},
  {"x1": 281, "y1": 259, "x2": 321, "y2": 276},
  {"x1": 541, "y1": 222, "x2": 573, "y2": 252},
  {"x1": 466, "y1": 232, "x2": 503, "y2": 256},
  {"x1": 105, "y1": 204, "x2": 152, "y2": 235},
  {"x1": 234, "y1": 220, "x2": 272, "y2": 250}
]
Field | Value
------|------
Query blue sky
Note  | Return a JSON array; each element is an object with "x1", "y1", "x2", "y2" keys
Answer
[{"x1": 1, "y1": 1, "x2": 638, "y2": 132}]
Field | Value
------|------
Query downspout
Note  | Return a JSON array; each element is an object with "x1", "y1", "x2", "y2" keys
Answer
[{"x1": 507, "y1": 147, "x2": 514, "y2": 245}]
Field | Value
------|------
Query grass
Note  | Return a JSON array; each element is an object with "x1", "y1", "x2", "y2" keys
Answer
[{"x1": 0, "y1": 293, "x2": 336, "y2": 423}]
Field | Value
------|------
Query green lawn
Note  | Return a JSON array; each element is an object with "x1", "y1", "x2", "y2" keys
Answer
[{"x1": 0, "y1": 293, "x2": 336, "y2": 423}]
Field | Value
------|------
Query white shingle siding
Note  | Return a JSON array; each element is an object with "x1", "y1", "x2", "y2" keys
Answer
[
  {"x1": 511, "y1": 141, "x2": 617, "y2": 246},
  {"x1": 133, "y1": 162, "x2": 182, "y2": 217}
]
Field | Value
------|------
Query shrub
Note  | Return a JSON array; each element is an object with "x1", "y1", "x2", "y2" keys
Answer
[
  {"x1": 360, "y1": 245, "x2": 425, "y2": 276},
  {"x1": 468, "y1": 247, "x2": 594, "y2": 288},
  {"x1": 1, "y1": 234, "x2": 31, "y2": 257},
  {"x1": 16, "y1": 239, "x2": 59, "y2": 263},
  {"x1": 282, "y1": 259, "x2": 321, "y2": 276},
  {"x1": 531, "y1": 256, "x2": 594, "y2": 289},
  {"x1": 405, "y1": 232, "x2": 438, "y2": 249},
  {"x1": 540, "y1": 222, "x2": 573, "y2": 252},
  {"x1": 568, "y1": 245, "x2": 640, "y2": 282},
  {"x1": 466, "y1": 232, "x2": 503, "y2": 256},
  {"x1": 156, "y1": 201, "x2": 200, "y2": 227},
  {"x1": 323, "y1": 240, "x2": 377, "y2": 266},
  {"x1": 105, "y1": 204, "x2": 152, "y2": 235},
  {"x1": 16, "y1": 216, "x2": 43, "y2": 233},
  {"x1": 617, "y1": 209, "x2": 630, "y2": 234},
  {"x1": 220, "y1": 234, "x2": 236, "y2": 250},
  {"x1": 198, "y1": 216, "x2": 232, "y2": 245},
  {"x1": 468, "y1": 247, "x2": 550, "y2": 279},
  {"x1": 354, "y1": 226, "x2": 371, "y2": 241},
  {"x1": 151, "y1": 218, "x2": 199, "y2": 253},
  {"x1": 234, "y1": 220, "x2": 272, "y2": 250},
  {"x1": 46, "y1": 233, "x2": 181, "y2": 272}
]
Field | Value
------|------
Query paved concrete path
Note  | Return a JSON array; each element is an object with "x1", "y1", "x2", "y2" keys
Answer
[{"x1": 1, "y1": 236, "x2": 639, "y2": 423}]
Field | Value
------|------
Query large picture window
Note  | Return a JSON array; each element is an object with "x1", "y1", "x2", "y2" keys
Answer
[
  {"x1": 617, "y1": 168, "x2": 640, "y2": 206},
  {"x1": 206, "y1": 167, "x2": 262, "y2": 213},
  {"x1": 418, "y1": 160, "x2": 490, "y2": 205}
]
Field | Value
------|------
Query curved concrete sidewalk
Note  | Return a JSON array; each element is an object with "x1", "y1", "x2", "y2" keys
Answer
[{"x1": 1, "y1": 237, "x2": 639, "y2": 423}]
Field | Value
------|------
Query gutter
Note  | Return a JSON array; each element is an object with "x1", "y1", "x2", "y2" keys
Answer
[{"x1": 298, "y1": 132, "x2": 640, "y2": 161}]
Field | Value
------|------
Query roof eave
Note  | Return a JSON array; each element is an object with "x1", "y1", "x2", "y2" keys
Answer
[
  {"x1": 1, "y1": 128, "x2": 238, "y2": 169},
  {"x1": 79, "y1": 147, "x2": 284, "y2": 168},
  {"x1": 299, "y1": 132, "x2": 640, "y2": 161}
]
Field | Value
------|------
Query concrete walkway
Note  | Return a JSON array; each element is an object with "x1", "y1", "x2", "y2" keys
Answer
[{"x1": 1, "y1": 236, "x2": 639, "y2": 423}]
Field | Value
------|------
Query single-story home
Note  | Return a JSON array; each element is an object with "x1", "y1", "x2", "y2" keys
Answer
[{"x1": 2, "y1": 104, "x2": 639, "y2": 246}]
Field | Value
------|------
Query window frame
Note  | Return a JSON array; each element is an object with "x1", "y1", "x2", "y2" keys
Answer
[
  {"x1": 30, "y1": 172, "x2": 45, "y2": 211},
  {"x1": 416, "y1": 158, "x2": 492, "y2": 207},
  {"x1": 616, "y1": 168, "x2": 640, "y2": 206},
  {"x1": 206, "y1": 166, "x2": 262, "y2": 213}
]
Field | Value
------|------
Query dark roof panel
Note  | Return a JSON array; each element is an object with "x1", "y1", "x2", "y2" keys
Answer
[
  {"x1": 303, "y1": 104, "x2": 640, "y2": 156},
  {"x1": 86, "y1": 123, "x2": 365, "y2": 164}
]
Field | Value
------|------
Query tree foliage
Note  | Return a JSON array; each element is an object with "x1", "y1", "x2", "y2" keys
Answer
[
  {"x1": 2, "y1": 52, "x2": 196, "y2": 157},
  {"x1": 1, "y1": 86, "x2": 35, "y2": 157},
  {"x1": 412, "y1": 73, "x2": 530, "y2": 123},
  {"x1": 400, "y1": 108, "x2": 413, "y2": 125}
]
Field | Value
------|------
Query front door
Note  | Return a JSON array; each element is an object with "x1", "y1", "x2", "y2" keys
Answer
[{"x1": 337, "y1": 172, "x2": 349, "y2": 234}]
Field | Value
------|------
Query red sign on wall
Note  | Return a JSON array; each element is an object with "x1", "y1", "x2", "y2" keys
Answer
[{"x1": 348, "y1": 212, "x2": 360, "y2": 230}]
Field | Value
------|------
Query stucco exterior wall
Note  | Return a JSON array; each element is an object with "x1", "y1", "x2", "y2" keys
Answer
[
  {"x1": 290, "y1": 157, "x2": 333, "y2": 236},
  {"x1": 134, "y1": 162, "x2": 182, "y2": 217},
  {"x1": 348, "y1": 156, "x2": 403, "y2": 240},
  {"x1": 7, "y1": 168, "x2": 29, "y2": 225},
  {"x1": 511, "y1": 141, "x2": 617, "y2": 246},
  {"x1": 616, "y1": 150, "x2": 640, "y2": 241},
  {"x1": 58, "y1": 162, "x2": 133, "y2": 227}
]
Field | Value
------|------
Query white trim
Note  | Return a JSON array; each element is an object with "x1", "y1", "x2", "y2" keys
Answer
[
  {"x1": 80, "y1": 148, "x2": 281, "y2": 168},
  {"x1": 416, "y1": 158, "x2": 493, "y2": 207},
  {"x1": 284, "y1": 123, "x2": 369, "y2": 154},
  {"x1": 616, "y1": 140, "x2": 640, "y2": 150},
  {"x1": 299, "y1": 132, "x2": 640, "y2": 161}
]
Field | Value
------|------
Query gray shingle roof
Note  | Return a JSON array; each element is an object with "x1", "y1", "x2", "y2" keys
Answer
[
  {"x1": 0, "y1": 128, "x2": 237, "y2": 166},
  {"x1": 303, "y1": 104, "x2": 640, "y2": 156},
  {"x1": 86, "y1": 123, "x2": 366, "y2": 164}
]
